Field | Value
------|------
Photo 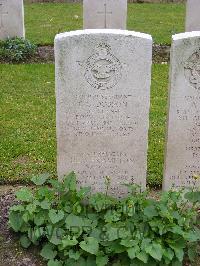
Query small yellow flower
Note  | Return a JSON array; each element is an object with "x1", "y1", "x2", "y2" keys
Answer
[{"x1": 193, "y1": 174, "x2": 200, "y2": 180}]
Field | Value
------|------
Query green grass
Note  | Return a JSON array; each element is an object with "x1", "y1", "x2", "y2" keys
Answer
[
  {"x1": 25, "y1": 3, "x2": 185, "y2": 45},
  {"x1": 0, "y1": 64, "x2": 168, "y2": 186},
  {"x1": 148, "y1": 64, "x2": 168, "y2": 187},
  {"x1": 0, "y1": 64, "x2": 56, "y2": 183}
]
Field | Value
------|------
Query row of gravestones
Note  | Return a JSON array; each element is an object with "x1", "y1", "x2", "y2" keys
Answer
[
  {"x1": 1, "y1": 0, "x2": 200, "y2": 197},
  {"x1": 55, "y1": 30, "x2": 200, "y2": 197},
  {"x1": 0, "y1": 0, "x2": 200, "y2": 39},
  {"x1": 55, "y1": 0, "x2": 200, "y2": 197}
]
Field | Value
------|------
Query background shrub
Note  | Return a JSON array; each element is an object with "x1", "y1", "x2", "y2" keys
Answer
[{"x1": 0, "y1": 37, "x2": 37, "y2": 63}]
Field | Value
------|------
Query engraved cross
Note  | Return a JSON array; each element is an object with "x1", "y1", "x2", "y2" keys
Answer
[
  {"x1": 97, "y1": 2, "x2": 112, "y2": 28},
  {"x1": 0, "y1": 2, "x2": 8, "y2": 29}
]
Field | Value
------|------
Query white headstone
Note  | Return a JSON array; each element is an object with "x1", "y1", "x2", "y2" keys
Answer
[
  {"x1": 163, "y1": 32, "x2": 200, "y2": 190},
  {"x1": 83, "y1": 0, "x2": 127, "y2": 30},
  {"x1": 0, "y1": 0, "x2": 25, "y2": 40},
  {"x1": 185, "y1": 0, "x2": 200, "y2": 32},
  {"x1": 55, "y1": 29, "x2": 152, "y2": 197}
]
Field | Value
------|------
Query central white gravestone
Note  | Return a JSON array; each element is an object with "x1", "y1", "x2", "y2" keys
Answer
[
  {"x1": 83, "y1": 0, "x2": 127, "y2": 30},
  {"x1": 55, "y1": 29, "x2": 152, "y2": 197},
  {"x1": 0, "y1": 0, "x2": 25, "y2": 40},
  {"x1": 185, "y1": 0, "x2": 200, "y2": 32},
  {"x1": 164, "y1": 32, "x2": 200, "y2": 190}
]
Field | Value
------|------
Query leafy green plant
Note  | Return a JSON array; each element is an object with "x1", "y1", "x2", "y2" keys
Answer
[
  {"x1": 9, "y1": 172, "x2": 200, "y2": 266},
  {"x1": 0, "y1": 37, "x2": 37, "y2": 62}
]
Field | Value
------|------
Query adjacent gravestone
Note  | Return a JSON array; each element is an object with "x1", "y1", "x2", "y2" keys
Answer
[
  {"x1": 55, "y1": 29, "x2": 152, "y2": 197},
  {"x1": 185, "y1": 0, "x2": 200, "y2": 32},
  {"x1": 83, "y1": 0, "x2": 127, "y2": 30},
  {"x1": 0, "y1": 0, "x2": 25, "y2": 40},
  {"x1": 163, "y1": 32, "x2": 200, "y2": 190}
]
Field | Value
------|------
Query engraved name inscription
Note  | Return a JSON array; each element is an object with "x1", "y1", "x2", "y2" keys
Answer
[{"x1": 63, "y1": 93, "x2": 137, "y2": 137}]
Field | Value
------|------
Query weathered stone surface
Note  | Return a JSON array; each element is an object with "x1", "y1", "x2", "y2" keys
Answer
[
  {"x1": 185, "y1": 0, "x2": 200, "y2": 32},
  {"x1": 0, "y1": 0, "x2": 25, "y2": 40},
  {"x1": 83, "y1": 0, "x2": 127, "y2": 30},
  {"x1": 164, "y1": 32, "x2": 200, "y2": 190},
  {"x1": 55, "y1": 29, "x2": 152, "y2": 197},
  {"x1": 25, "y1": 0, "x2": 186, "y2": 3}
]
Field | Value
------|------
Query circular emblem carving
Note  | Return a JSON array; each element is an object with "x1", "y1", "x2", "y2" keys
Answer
[
  {"x1": 84, "y1": 43, "x2": 122, "y2": 90},
  {"x1": 184, "y1": 49, "x2": 200, "y2": 91}
]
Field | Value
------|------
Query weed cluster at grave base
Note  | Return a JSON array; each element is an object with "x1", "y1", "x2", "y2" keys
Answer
[
  {"x1": 8, "y1": 172, "x2": 200, "y2": 266},
  {"x1": 0, "y1": 37, "x2": 37, "y2": 63}
]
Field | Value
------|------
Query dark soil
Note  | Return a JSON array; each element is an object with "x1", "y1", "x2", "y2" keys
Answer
[
  {"x1": 36, "y1": 44, "x2": 170, "y2": 64},
  {"x1": 0, "y1": 44, "x2": 170, "y2": 64}
]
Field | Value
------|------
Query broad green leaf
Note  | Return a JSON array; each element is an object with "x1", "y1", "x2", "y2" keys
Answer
[
  {"x1": 49, "y1": 228, "x2": 64, "y2": 245},
  {"x1": 96, "y1": 255, "x2": 108, "y2": 266},
  {"x1": 9, "y1": 205, "x2": 24, "y2": 212},
  {"x1": 141, "y1": 238, "x2": 151, "y2": 250},
  {"x1": 48, "y1": 179, "x2": 63, "y2": 192},
  {"x1": 109, "y1": 241, "x2": 126, "y2": 253},
  {"x1": 127, "y1": 247, "x2": 137, "y2": 259},
  {"x1": 184, "y1": 191, "x2": 200, "y2": 203},
  {"x1": 145, "y1": 243, "x2": 163, "y2": 261},
  {"x1": 31, "y1": 173, "x2": 50, "y2": 185},
  {"x1": 118, "y1": 227, "x2": 131, "y2": 239},
  {"x1": 172, "y1": 259, "x2": 182, "y2": 266},
  {"x1": 20, "y1": 235, "x2": 31, "y2": 248},
  {"x1": 77, "y1": 187, "x2": 91, "y2": 198},
  {"x1": 26, "y1": 203, "x2": 37, "y2": 214},
  {"x1": 163, "y1": 248, "x2": 174, "y2": 261},
  {"x1": 104, "y1": 226, "x2": 119, "y2": 241},
  {"x1": 40, "y1": 243, "x2": 57, "y2": 260},
  {"x1": 63, "y1": 171, "x2": 77, "y2": 191},
  {"x1": 9, "y1": 211, "x2": 23, "y2": 232},
  {"x1": 89, "y1": 193, "x2": 116, "y2": 212},
  {"x1": 16, "y1": 188, "x2": 33, "y2": 202},
  {"x1": 49, "y1": 209, "x2": 64, "y2": 224},
  {"x1": 68, "y1": 249, "x2": 81, "y2": 260},
  {"x1": 144, "y1": 205, "x2": 158, "y2": 218},
  {"x1": 120, "y1": 239, "x2": 137, "y2": 248},
  {"x1": 62, "y1": 236, "x2": 78, "y2": 248},
  {"x1": 65, "y1": 214, "x2": 91, "y2": 228},
  {"x1": 104, "y1": 210, "x2": 121, "y2": 223},
  {"x1": 136, "y1": 251, "x2": 148, "y2": 263},
  {"x1": 35, "y1": 227, "x2": 44, "y2": 239},
  {"x1": 48, "y1": 260, "x2": 62, "y2": 266},
  {"x1": 184, "y1": 231, "x2": 200, "y2": 242},
  {"x1": 34, "y1": 212, "x2": 45, "y2": 226},
  {"x1": 170, "y1": 225, "x2": 184, "y2": 236},
  {"x1": 80, "y1": 237, "x2": 99, "y2": 255},
  {"x1": 86, "y1": 255, "x2": 96, "y2": 266},
  {"x1": 28, "y1": 227, "x2": 44, "y2": 244},
  {"x1": 173, "y1": 248, "x2": 184, "y2": 262},
  {"x1": 41, "y1": 200, "x2": 51, "y2": 210},
  {"x1": 65, "y1": 257, "x2": 86, "y2": 266},
  {"x1": 168, "y1": 239, "x2": 186, "y2": 250},
  {"x1": 22, "y1": 212, "x2": 31, "y2": 223}
]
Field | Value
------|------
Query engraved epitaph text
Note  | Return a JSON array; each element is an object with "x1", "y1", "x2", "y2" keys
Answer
[{"x1": 164, "y1": 34, "x2": 200, "y2": 190}]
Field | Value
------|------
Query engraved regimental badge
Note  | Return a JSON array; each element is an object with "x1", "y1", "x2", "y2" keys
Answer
[
  {"x1": 184, "y1": 49, "x2": 200, "y2": 91},
  {"x1": 79, "y1": 43, "x2": 122, "y2": 90}
]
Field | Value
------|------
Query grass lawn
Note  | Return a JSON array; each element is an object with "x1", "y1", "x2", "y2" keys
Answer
[
  {"x1": 0, "y1": 64, "x2": 168, "y2": 186},
  {"x1": 25, "y1": 3, "x2": 185, "y2": 45}
]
